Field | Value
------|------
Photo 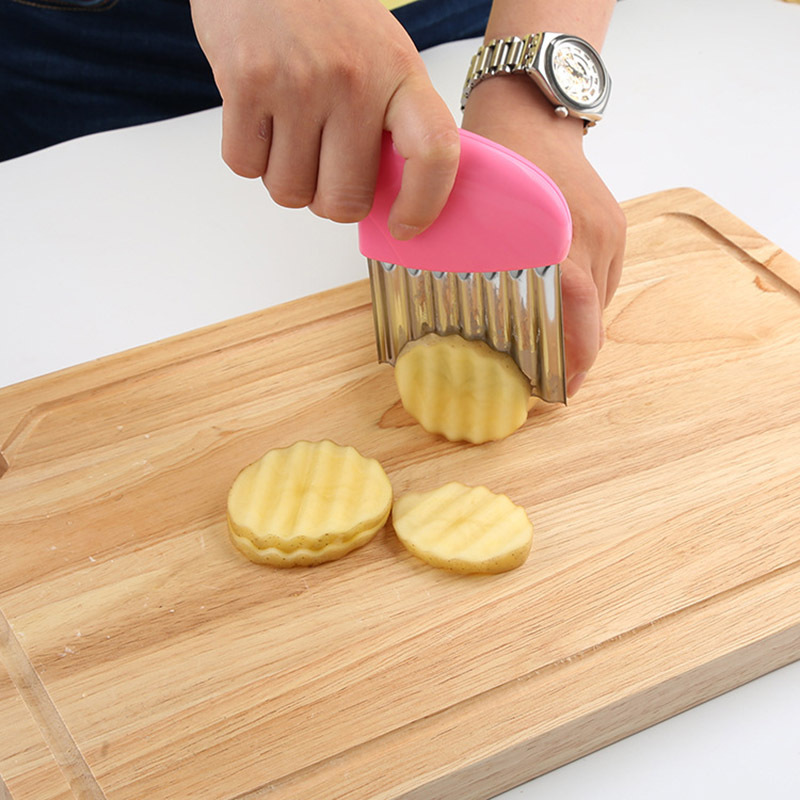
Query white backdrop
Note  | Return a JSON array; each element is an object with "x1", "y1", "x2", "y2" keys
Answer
[{"x1": 2, "y1": 0, "x2": 799, "y2": 797}]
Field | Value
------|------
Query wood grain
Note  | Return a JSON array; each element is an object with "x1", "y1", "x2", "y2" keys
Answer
[
  {"x1": 0, "y1": 618, "x2": 77, "y2": 800},
  {"x1": 0, "y1": 188, "x2": 798, "y2": 800}
]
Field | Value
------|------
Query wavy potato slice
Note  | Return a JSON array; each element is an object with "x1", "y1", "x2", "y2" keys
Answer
[
  {"x1": 227, "y1": 440, "x2": 392, "y2": 567},
  {"x1": 392, "y1": 482, "x2": 533, "y2": 574},
  {"x1": 394, "y1": 333, "x2": 532, "y2": 444}
]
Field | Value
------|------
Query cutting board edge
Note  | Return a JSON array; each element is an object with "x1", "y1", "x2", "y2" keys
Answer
[
  {"x1": 1, "y1": 189, "x2": 800, "y2": 799},
  {"x1": 2, "y1": 187, "x2": 799, "y2": 458},
  {"x1": 254, "y1": 559, "x2": 800, "y2": 800},
  {"x1": 623, "y1": 187, "x2": 800, "y2": 295},
  {"x1": 0, "y1": 608, "x2": 101, "y2": 800},
  {"x1": 401, "y1": 616, "x2": 800, "y2": 800},
  {"x1": 0, "y1": 281, "x2": 374, "y2": 453}
]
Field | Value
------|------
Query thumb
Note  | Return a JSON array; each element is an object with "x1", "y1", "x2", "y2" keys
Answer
[{"x1": 383, "y1": 75, "x2": 460, "y2": 240}]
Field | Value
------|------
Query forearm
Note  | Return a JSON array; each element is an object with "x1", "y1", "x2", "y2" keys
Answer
[
  {"x1": 463, "y1": 0, "x2": 616, "y2": 149},
  {"x1": 463, "y1": 0, "x2": 624, "y2": 396},
  {"x1": 483, "y1": 0, "x2": 616, "y2": 51}
]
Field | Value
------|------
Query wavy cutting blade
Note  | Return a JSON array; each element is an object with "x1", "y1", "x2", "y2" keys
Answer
[{"x1": 367, "y1": 259, "x2": 567, "y2": 405}]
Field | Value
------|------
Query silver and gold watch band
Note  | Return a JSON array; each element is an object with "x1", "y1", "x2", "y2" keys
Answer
[
  {"x1": 461, "y1": 34, "x2": 545, "y2": 112},
  {"x1": 461, "y1": 33, "x2": 610, "y2": 130}
]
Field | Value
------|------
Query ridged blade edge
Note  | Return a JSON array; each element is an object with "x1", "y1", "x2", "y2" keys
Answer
[{"x1": 367, "y1": 259, "x2": 566, "y2": 404}]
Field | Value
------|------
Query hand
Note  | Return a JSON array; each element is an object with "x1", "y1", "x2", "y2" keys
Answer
[
  {"x1": 462, "y1": 75, "x2": 626, "y2": 397},
  {"x1": 189, "y1": 0, "x2": 460, "y2": 239}
]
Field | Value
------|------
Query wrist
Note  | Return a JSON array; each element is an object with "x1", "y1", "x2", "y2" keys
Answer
[{"x1": 461, "y1": 73, "x2": 585, "y2": 151}]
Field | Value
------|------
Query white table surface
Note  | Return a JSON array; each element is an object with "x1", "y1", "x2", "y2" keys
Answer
[{"x1": 2, "y1": 0, "x2": 798, "y2": 797}]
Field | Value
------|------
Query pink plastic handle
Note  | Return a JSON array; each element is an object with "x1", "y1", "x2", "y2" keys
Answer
[{"x1": 358, "y1": 129, "x2": 571, "y2": 273}]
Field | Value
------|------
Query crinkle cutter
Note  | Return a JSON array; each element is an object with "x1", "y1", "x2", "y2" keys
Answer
[{"x1": 358, "y1": 129, "x2": 572, "y2": 404}]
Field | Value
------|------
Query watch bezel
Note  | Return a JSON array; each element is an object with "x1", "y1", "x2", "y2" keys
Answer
[{"x1": 529, "y1": 33, "x2": 611, "y2": 123}]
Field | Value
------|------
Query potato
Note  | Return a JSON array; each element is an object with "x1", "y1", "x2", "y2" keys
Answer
[
  {"x1": 394, "y1": 333, "x2": 532, "y2": 443},
  {"x1": 227, "y1": 440, "x2": 392, "y2": 567},
  {"x1": 392, "y1": 482, "x2": 533, "y2": 574}
]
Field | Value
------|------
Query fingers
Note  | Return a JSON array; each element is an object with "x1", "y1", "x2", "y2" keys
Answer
[
  {"x1": 602, "y1": 205, "x2": 628, "y2": 307},
  {"x1": 561, "y1": 194, "x2": 625, "y2": 396},
  {"x1": 263, "y1": 115, "x2": 322, "y2": 209},
  {"x1": 195, "y1": 0, "x2": 460, "y2": 233},
  {"x1": 562, "y1": 208, "x2": 625, "y2": 396},
  {"x1": 221, "y1": 71, "x2": 455, "y2": 231},
  {"x1": 560, "y1": 259, "x2": 603, "y2": 398},
  {"x1": 384, "y1": 78, "x2": 461, "y2": 240},
  {"x1": 308, "y1": 73, "x2": 459, "y2": 229},
  {"x1": 574, "y1": 202, "x2": 626, "y2": 311},
  {"x1": 308, "y1": 107, "x2": 383, "y2": 223},
  {"x1": 221, "y1": 99, "x2": 272, "y2": 180},
  {"x1": 604, "y1": 248, "x2": 624, "y2": 308}
]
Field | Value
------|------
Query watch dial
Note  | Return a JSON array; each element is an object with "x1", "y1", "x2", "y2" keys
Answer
[{"x1": 551, "y1": 39, "x2": 604, "y2": 107}]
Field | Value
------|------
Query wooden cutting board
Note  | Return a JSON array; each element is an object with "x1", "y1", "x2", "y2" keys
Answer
[{"x1": 1, "y1": 188, "x2": 799, "y2": 800}]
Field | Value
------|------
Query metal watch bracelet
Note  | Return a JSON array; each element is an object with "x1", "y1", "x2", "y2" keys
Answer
[
  {"x1": 461, "y1": 34, "x2": 544, "y2": 112},
  {"x1": 461, "y1": 33, "x2": 603, "y2": 132}
]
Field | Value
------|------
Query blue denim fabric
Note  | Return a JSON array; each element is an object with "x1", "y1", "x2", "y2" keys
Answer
[
  {"x1": 0, "y1": 0, "x2": 491, "y2": 161},
  {"x1": 393, "y1": 0, "x2": 490, "y2": 51}
]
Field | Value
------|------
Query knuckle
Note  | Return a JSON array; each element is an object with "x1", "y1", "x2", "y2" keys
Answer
[
  {"x1": 227, "y1": 51, "x2": 277, "y2": 98},
  {"x1": 391, "y1": 44, "x2": 424, "y2": 78},
  {"x1": 417, "y1": 125, "x2": 461, "y2": 169},
  {"x1": 561, "y1": 262, "x2": 601, "y2": 306},
  {"x1": 329, "y1": 54, "x2": 365, "y2": 89},
  {"x1": 318, "y1": 188, "x2": 374, "y2": 223},
  {"x1": 327, "y1": 60, "x2": 372, "y2": 108},
  {"x1": 286, "y1": 62, "x2": 319, "y2": 101},
  {"x1": 221, "y1": 120, "x2": 268, "y2": 179},
  {"x1": 265, "y1": 177, "x2": 315, "y2": 209},
  {"x1": 222, "y1": 144, "x2": 263, "y2": 180},
  {"x1": 225, "y1": 159, "x2": 263, "y2": 180}
]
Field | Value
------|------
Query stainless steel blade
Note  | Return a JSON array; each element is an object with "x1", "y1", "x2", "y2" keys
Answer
[{"x1": 367, "y1": 259, "x2": 567, "y2": 404}]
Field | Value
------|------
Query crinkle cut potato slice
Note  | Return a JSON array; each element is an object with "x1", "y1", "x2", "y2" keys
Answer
[
  {"x1": 392, "y1": 482, "x2": 533, "y2": 574},
  {"x1": 394, "y1": 333, "x2": 533, "y2": 444},
  {"x1": 227, "y1": 440, "x2": 393, "y2": 567}
]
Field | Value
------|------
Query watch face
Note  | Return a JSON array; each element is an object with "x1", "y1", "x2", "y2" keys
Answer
[{"x1": 549, "y1": 37, "x2": 605, "y2": 108}]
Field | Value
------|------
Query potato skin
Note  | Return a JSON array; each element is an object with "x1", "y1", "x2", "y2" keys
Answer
[
  {"x1": 392, "y1": 482, "x2": 533, "y2": 574},
  {"x1": 227, "y1": 440, "x2": 392, "y2": 567}
]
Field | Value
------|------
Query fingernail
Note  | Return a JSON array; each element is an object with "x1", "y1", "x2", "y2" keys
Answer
[
  {"x1": 391, "y1": 223, "x2": 422, "y2": 241},
  {"x1": 567, "y1": 371, "x2": 588, "y2": 397}
]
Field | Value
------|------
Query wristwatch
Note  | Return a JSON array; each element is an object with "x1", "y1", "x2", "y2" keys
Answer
[{"x1": 461, "y1": 33, "x2": 611, "y2": 128}]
